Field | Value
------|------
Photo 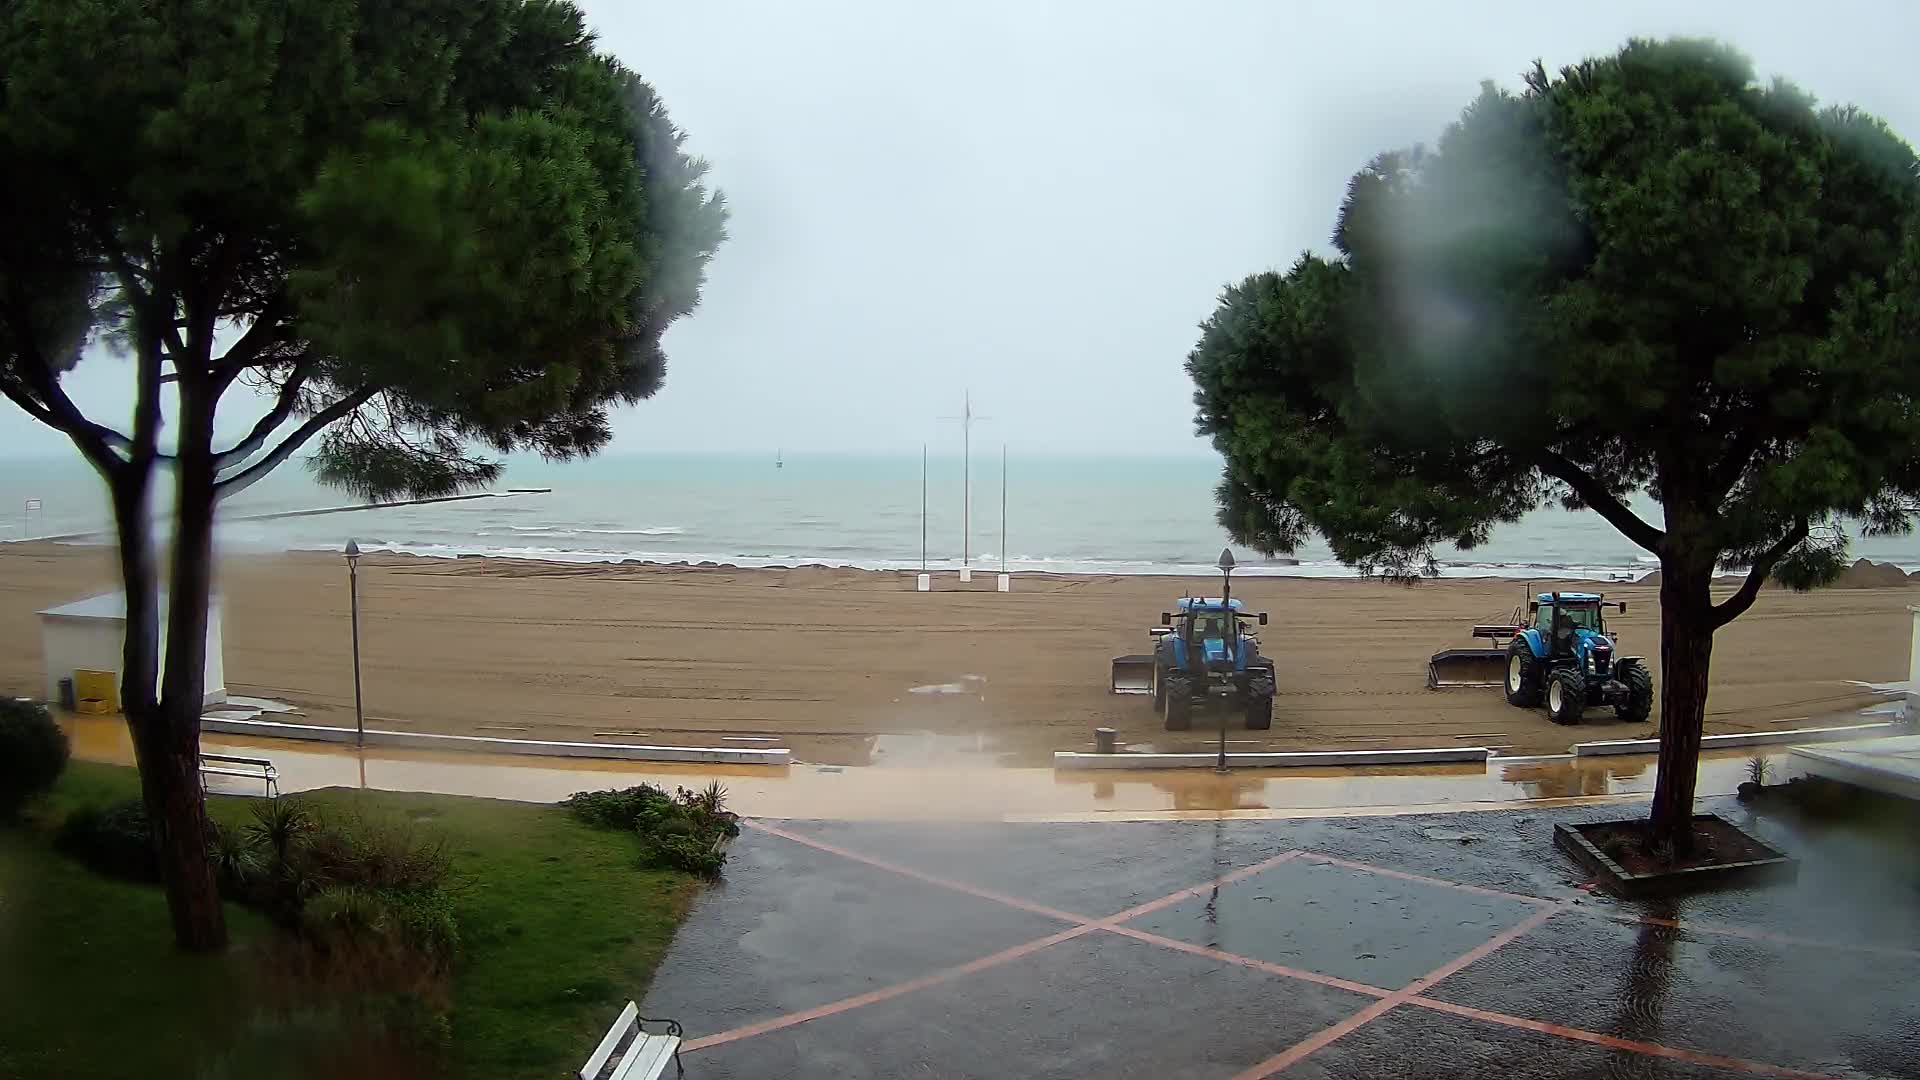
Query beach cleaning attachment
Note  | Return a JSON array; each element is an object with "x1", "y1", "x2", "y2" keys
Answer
[
  {"x1": 1426, "y1": 623, "x2": 1527, "y2": 688},
  {"x1": 1110, "y1": 650, "x2": 1159, "y2": 695}
]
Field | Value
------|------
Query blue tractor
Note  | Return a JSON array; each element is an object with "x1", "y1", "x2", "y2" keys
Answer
[
  {"x1": 1110, "y1": 598, "x2": 1275, "y2": 731},
  {"x1": 1502, "y1": 592, "x2": 1653, "y2": 725}
]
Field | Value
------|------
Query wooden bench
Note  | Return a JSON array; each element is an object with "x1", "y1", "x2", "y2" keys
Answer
[
  {"x1": 198, "y1": 753, "x2": 278, "y2": 799},
  {"x1": 580, "y1": 1001, "x2": 683, "y2": 1080}
]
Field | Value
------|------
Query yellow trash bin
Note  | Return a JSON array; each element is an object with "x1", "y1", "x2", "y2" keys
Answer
[{"x1": 73, "y1": 669, "x2": 119, "y2": 714}]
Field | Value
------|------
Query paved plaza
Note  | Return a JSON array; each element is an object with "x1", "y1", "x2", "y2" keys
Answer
[{"x1": 644, "y1": 796, "x2": 1920, "y2": 1078}]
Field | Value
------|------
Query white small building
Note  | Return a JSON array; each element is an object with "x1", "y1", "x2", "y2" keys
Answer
[{"x1": 37, "y1": 591, "x2": 226, "y2": 709}]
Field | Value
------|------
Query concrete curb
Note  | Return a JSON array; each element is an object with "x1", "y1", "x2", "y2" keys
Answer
[
  {"x1": 1052, "y1": 747, "x2": 1491, "y2": 770},
  {"x1": 1572, "y1": 721, "x2": 1907, "y2": 757},
  {"x1": 1790, "y1": 738, "x2": 1920, "y2": 801},
  {"x1": 199, "y1": 717, "x2": 791, "y2": 766}
]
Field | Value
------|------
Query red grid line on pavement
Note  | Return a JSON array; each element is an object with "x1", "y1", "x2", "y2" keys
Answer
[
  {"x1": 1407, "y1": 998, "x2": 1841, "y2": 1080},
  {"x1": 745, "y1": 820, "x2": 1093, "y2": 924},
  {"x1": 679, "y1": 822, "x2": 1864, "y2": 1079},
  {"x1": 1104, "y1": 925, "x2": 1393, "y2": 1000},
  {"x1": 684, "y1": 823, "x2": 1303, "y2": 1053},
  {"x1": 1298, "y1": 849, "x2": 1920, "y2": 960},
  {"x1": 1295, "y1": 852, "x2": 1556, "y2": 907},
  {"x1": 681, "y1": 924, "x2": 1097, "y2": 1053},
  {"x1": 1231, "y1": 904, "x2": 1563, "y2": 1080}
]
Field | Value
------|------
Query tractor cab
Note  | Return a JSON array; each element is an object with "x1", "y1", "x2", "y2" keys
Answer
[
  {"x1": 1171, "y1": 598, "x2": 1246, "y2": 671},
  {"x1": 1532, "y1": 593, "x2": 1606, "y2": 658}
]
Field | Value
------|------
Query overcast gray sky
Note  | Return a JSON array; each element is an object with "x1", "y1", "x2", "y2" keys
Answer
[{"x1": 5, "y1": 0, "x2": 1917, "y2": 458}]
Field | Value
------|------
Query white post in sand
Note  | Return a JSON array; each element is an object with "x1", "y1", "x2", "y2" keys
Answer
[
  {"x1": 945, "y1": 391, "x2": 989, "y2": 584},
  {"x1": 962, "y1": 390, "x2": 972, "y2": 579},
  {"x1": 997, "y1": 443, "x2": 1010, "y2": 593}
]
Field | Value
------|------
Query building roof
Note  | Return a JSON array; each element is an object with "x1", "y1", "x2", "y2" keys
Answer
[{"x1": 36, "y1": 591, "x2": 202, "y2": 621}]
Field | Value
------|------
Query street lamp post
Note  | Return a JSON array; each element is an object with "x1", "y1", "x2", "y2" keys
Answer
[
  {"x1": 345, "y1": 539, "x2": 365, "y2": 748},
  {"x1": 1216, "y1": 547, "x2": 1235, "y2": 774}
]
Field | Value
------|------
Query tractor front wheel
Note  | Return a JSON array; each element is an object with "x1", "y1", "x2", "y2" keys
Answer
[
  {"x1": 1244, "y1": 673, "x2": 1275, "y2": 730},
  {"x1": 1505, "y1": 641, "x2": 1543, "y2": 707},
  {"x1": 1547, "y1": 669, "x2": 1586, "y2": 725},
  {"x1": 1162, "y1": 675, "x2": 1192, "y2": 731},
  {"x1": 1615, "y1": 662, "x2": 1653, "y2": 722}
]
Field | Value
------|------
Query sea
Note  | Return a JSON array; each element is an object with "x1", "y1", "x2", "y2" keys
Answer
[{"x1": 3, "y1": 452, "x2": 1917, "y2": 580}]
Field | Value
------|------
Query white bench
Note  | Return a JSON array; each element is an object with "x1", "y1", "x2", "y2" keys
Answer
[
  {"x1": 197, "y1": 753, "x2": 279, "y2": 799},
  {"x1": 580, "y1": 1001, "x2": 683, "y2": 1080}
]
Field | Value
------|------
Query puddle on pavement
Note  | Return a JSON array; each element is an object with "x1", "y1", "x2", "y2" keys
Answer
[{"x1": 58, "y1": 714, "x2": 1808, "y2": 821}]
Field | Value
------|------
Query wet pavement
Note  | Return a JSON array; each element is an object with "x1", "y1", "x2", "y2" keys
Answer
[
  {"x1": 61, "y1": 714, "x2": 1824, "y2": 821},
  {"x1": 643, "y1": 797, "x2": 1920, "y2": 1079}
]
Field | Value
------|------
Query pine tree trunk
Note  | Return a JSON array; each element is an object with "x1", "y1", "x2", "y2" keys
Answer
[
  {"x1": 1649, "y1": 557, "x2": 1715, "y2": 856},
  {"x1": 112, "y1": 457, "x2": 226, "y2": 951},
  {"x1": 128, "y1": 700, "x2": 224, "y2": 950},
  {"x1": 157, "y1": 385, "x2": 226, "y2": 950}
]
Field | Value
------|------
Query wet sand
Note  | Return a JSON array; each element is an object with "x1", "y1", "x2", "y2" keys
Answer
[{"x1": 0, "y1": 543, "x2": 1907, "y2": 762}]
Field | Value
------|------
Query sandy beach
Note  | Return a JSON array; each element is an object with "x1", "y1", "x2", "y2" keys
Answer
[{"x1": 0, "y1": 542, "x2": 1908, "y2": 764}]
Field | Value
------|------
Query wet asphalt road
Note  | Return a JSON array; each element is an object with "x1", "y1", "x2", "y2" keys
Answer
[{"x1": 642, "y1": 796, "x2": 1920, "y2": 1079}]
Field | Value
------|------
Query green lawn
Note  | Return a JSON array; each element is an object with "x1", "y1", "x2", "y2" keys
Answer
[{"x1": 0, "y1": 762, "x2": 701, "y2": 1080}]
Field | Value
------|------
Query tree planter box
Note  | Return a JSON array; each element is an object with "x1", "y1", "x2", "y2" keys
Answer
[{"x1": 1554, "y1": 815, "x2": 1796, "y2": 898}]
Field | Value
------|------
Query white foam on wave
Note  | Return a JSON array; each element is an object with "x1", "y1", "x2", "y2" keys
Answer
[
  {"x1": 294, "y1": 540, "x2": 1662, "y2": 581},
  {"x1": 503, "y1": 524, "x2": 684, "y2": 537}
]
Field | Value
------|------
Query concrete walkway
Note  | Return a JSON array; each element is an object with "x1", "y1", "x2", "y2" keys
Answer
[
  {"x1": 60, "y1": 715, "x2": 1819, "y2": 821},
  {"x1": 643, "y1": 796, "x2": 1919, "y2": 1078}
]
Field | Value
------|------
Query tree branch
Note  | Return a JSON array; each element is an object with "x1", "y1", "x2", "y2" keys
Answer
[
  {"x1": 208, "y1": 294, "x2": 291, "y2": 383},
  {"x1": 214, "y1": 358, "x2": 313, "y2": 467},
  {"x1": 1710, "y1": 520, "x2": 1809, "y2": 630},
  {"x1": 1535, "y1": 449, "x2": 1666, "y2": 554},
  {"x1": 0, "y1": 282, "x2": 125, "y2": 475},
  {"x1": 215, "y1": 387, "x2": 376, "y2": 499},
  {"x1": 1708, "y1": 421, "x2": 1765, "y2": 500}
]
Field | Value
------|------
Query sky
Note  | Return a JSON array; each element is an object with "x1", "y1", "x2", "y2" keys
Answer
[{"x1": 4, "y1": 0, "x2": 1919, "y2": 458}]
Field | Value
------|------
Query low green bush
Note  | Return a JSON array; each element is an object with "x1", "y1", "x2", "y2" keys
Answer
[
  {"x1": 0, "y1": 699, "x2": 69, "y2": 818},
  {"x1": 295, "y1": 813, "x2": 452, "y2": 896},
  {"x1": 567, "y1": 780, "x2": 738, "y2": 876},
  {"x1": 560, "y1": 784, "x2": 674, "y2": 830},
  {"x1": 56, "y1": 798, "x2": 159, "y2": 881},
  {"x1": 638, "y1": 830, "x2": 726, "y2": 877}
]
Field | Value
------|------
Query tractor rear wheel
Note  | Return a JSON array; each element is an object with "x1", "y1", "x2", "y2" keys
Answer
[
  {"x1": 1615, "y1": 662, "x2": 1653, "y2": 722},
  {"x1": 1162, "y1": 675, "x2": 1192, "y2": 731},
  {"x1": 1547, "y1": 668, "x2": 1586, "y2": 725},
  {"x1": 1505, "y1": 641, "x2": 1543, "y2": 707},
  {"x1": 1244, "y1": 673, "x2": 1275, "y2": 730}
]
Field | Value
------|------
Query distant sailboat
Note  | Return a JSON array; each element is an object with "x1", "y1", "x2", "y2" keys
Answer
[{"x1": 775, "y1": 448, "x2": 783, "y2": 470}]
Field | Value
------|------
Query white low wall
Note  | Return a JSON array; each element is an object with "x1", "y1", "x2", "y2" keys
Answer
[
  {"x1": 1571, "y1": 721, "x2": 1907, "y2": 757},
  {"x1": 199, "y1": 717, "x2": 791, "y2": 766},
  {"x1": 1054, "y1": 747, "x2": 1491, "y2": 770}
]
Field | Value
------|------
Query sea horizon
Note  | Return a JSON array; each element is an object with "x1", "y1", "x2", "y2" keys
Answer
[{"x1": 2, "y1": 449, "x2": 1916, "y2": 580}]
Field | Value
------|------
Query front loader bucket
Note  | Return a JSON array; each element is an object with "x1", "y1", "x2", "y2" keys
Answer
[
  {"x1": 1110, "y1": 654, "x2": 1155, "y2": 695},
  {"x1": 1426, "y1": 648, "x2": 1508, "y2": 689}
]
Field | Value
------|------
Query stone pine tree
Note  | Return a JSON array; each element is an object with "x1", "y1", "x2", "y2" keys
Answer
[
  {"x1": 1188, "y1": 39, "x2": 1920, "y2": 853},
  {"x1": 0, "y1": 0, "x2": 727, "y2": 948}
]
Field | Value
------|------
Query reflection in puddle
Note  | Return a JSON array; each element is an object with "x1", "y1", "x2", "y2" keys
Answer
[{"x1": 59, "y1": 715, "x2": 1806, "y2": 822}]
